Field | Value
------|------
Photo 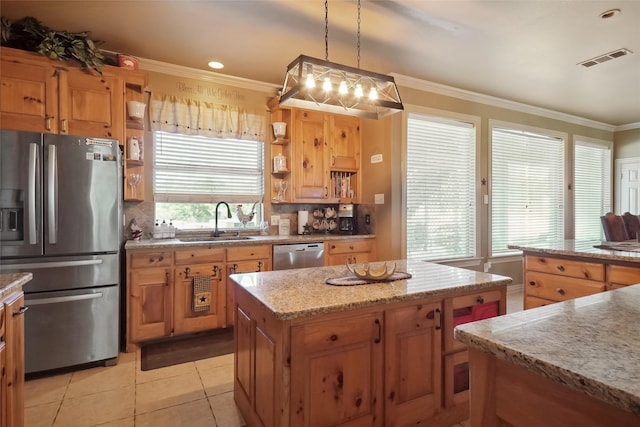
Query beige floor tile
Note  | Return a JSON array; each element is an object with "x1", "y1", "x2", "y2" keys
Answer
[
  {"x1": 198, "y1": 363, "x2": 234, "y2": 397},
  {"x1": 135, "y1": 398, "x2": 216, "y2": 427},
  {"x1": 194, "y1": 353, "x2": 234, "y2": 371},
  {"x1": 135, "y1": 368, "x2": 205, "y2": 415},
  {"x1": 92, "y1": 417, "x2": 134, "y2": 427},
  {"x1": 65, "y1": 361, "x2": 136, "y2": 398},
  {"x1": 209, "y1": 391, "x2": 246, "y2": 427},
  {"x1": 25, "y1": 373, "x2": 71, "y2": 407},
  {"x1": 25, "y1": 401, "x2": 59, "y2": 427},
  {"x1": 53, "y1": 385, "x2": 135, "y2": 427},
  {"x1": 136, "y1": 361, "x2": 198, "y2": 384}
]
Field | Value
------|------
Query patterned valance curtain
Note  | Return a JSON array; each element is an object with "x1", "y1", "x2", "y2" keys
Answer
[{"x1": 148, "y1": 92, "x2": 267, "y2": 141}]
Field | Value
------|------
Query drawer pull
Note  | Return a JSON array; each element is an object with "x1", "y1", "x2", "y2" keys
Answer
[
  {"x1": 13, "y1": 306, "x2": 28, "y2": 317},
  {"x1": 556, "y1": 265, "x2": 565, "y2": 272},
  {"x1": 374, "y1": 319, "x2": 381, "y2": 344},
  {"x1": 556, "y1": 287, "x2": 566, "y2": 295},
  {"x1": 256, "y1": 261, "x2": 263, "y2": 272},
  {"x1": 476, "y1": 296, "x2": 485, "y2": 304}
]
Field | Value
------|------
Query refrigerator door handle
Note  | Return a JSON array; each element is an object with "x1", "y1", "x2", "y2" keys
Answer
[
  {"x1": 2, "y1": 259, "x2": 104, "y2": 270},
  {"x1": 48, "y1": 143, "x2": 57, "y2": 244},
  {"x1": 28, "y1": 142, "x2": 38, "y2": 244},
  {"x1": 28, "y1": 292, "x2": 103, "y2": 306}
]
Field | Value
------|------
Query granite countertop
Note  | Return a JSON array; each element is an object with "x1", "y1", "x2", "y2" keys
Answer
[
  {"x1": 229, "y1": 259, "x2": 511, "y2": 321},
  {"x1": 0, "y1": 272, "x2": 33, "y2": 299},
  {"x1": 455, "y1": 285, "x2": 640, "y2": 416},
  {"x1": 508, "y1": 239, "x2": 640, "y2": 263},
  {"x1": 125, "y1": 233, "x2": 375, "y2": 250}
]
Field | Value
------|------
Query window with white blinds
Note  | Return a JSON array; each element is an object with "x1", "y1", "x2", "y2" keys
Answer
[
  {"x1": 406, "y1": 113, "x2": 476, "y2": 261},
  {"x1": 574, "y1": 139, "x2": 611, "y2": 241},
  {"x1": 491, "y1": 127, "x2": 565, "y2": 255},
  {"x1": 153, "y1": 131, "x2": 264, "y2": 229},
  {"x1": 154, "y1": 131, "x2": 264, "y2": 202}
]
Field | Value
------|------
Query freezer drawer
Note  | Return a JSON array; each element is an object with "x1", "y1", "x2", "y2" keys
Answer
[
  {"x1": 24, "y1": 285, "x2": 119, "y2": 374},
  {"x1": 0, "y1": 253, "x2": 119, "y2": 293}
]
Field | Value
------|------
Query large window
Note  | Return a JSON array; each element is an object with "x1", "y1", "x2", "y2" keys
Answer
[
  {"x1": 406, "y1": 113, "x2": 477, "y2": 260},
  {"x1": 154, "y1": 131, "x2": 264, "y2": 230},
  {"x1": 491, "y1": 125, "x2": 565, "y2": 255},
  {"x1": 574, "y1": 138, "x2": 612, "y2": 241}
]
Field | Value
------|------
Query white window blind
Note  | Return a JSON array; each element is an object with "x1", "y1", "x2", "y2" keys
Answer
[
  {"x1": 574, "y1": 140, "x2": 611, "y2": 241},
  {"x1": 491, "y1": 127, "x2": 565, "y2": 255},
  {"x1": 406, "y1": 113, "x2": 476, "y2": 260},
  {"x1": 153, "y1": 131, "x2": 264, "y2": 203}
]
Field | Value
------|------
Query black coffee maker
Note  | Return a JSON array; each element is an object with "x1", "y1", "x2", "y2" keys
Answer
[{"x1": 338, "y1": 204, "x2": 357, "y2": 235}]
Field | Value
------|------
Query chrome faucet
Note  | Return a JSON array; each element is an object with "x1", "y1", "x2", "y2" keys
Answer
[{"x1": 213, "y1": 202, "x2": 232, "y2": 237}]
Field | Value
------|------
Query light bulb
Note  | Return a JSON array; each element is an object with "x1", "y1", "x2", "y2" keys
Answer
[
  {"x1": 305, "y1": 74, "x2": 316, "y2": 89},
  {"x1": 339, "y1": 81, "x2": 348, "y2": 95},
  {"x1": 323, "y1": 77, "x2": 332, "y2": 92},
  {"x1": 355, "y1": 84, "x2": 363, "y2": 97},
  {"x1": 368, "y1": 87, "x2": 378, "y2": 100}
]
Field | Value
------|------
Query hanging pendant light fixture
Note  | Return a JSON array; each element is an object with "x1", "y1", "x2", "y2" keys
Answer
[{"x1": 279, "y1": 0, "x2": 403, "y2": 120}]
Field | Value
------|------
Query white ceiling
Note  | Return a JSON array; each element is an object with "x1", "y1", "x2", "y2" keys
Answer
[{"x1": 3, "y1": 0, "x2": 639, "y2": 127}]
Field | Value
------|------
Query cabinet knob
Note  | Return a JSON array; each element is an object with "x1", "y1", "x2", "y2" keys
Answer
[
  {"x1": 556, "y1": 265, "x2": 565, "y2": 272},
  {"x1": 349, "y1": 245, "x2": 354, "y2": 250},
  {"x1": 556, "y1": 287, "x2": 566, "y2": 295},
  {"x1": 476, "y1": 296, "x2": 485, "y2": 304},
  {"x1": 528, "y1": 281, "x2": 536, "y2": 286}
]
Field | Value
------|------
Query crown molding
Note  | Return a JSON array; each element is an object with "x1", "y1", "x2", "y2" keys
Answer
[
  {"x1": 391, "y1": 73, "x2": 618, "y2": 132},
  {"x1": 138, "y1": 57, "x2": 280, "y2": 94},
  {"x1": 615, "y1": 122, "x2": 640, "y2": 132}
]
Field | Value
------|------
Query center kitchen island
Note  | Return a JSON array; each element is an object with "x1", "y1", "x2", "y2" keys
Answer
[{"x1": 229, "y1": 259, "x2": 511, "y2": 427}]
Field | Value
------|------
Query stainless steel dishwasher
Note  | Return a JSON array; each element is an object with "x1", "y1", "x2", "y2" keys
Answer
[{"x1": 273, "y1": 242, "x2": 325, "y2": 270}]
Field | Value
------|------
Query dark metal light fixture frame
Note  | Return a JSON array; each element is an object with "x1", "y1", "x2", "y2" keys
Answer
[{"x1": 278, "y1": 1, "x2": 403, "y2": 120}]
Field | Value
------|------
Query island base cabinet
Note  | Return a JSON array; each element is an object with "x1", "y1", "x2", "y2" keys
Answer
[
  {"x1": 290, "y1": 312, "x2": 383, "y2": 427},
  {"x1": 234, "y1": 287, "x2": 284, "y2": 427},
  {"x1": 384, "y1": 302, "x2": 442, "y2": 426},
  {"x1": 468, "y1": 347, "x2": 639, "y2": 427}
]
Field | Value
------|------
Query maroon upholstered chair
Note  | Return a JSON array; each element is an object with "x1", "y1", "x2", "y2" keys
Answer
[
  {"x1": 622, "y1": 212, "x2": 640, "y2": 240},
  {"x1": 600, "y1": 212, "x2": 629, "y2": 241}
]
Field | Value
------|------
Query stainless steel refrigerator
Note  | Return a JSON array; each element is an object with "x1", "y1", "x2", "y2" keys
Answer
[{"x1": 0, "y1": 130, "x2": 122, "y2": 374}]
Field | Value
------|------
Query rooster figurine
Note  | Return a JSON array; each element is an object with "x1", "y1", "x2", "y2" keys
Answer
[{"x1": 236, "y1": 202, "x2": 257, "y2": 227}]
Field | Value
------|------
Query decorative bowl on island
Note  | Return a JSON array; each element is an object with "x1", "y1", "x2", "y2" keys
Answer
[{"x1": 346, "y1": 261, "x2": 396, "y2": 280}]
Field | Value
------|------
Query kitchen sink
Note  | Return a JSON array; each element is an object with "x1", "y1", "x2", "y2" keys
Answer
[{"x1": 179, "y1": 235, "x2": 254, "y2": 242}]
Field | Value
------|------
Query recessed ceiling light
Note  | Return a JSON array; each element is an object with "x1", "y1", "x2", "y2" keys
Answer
[
  {"x1": 600, "y1": 8, "x2": 621, "y2": 19},
  {"x1": 208, "y1": 61, "x2": 224, "y2": 70}
]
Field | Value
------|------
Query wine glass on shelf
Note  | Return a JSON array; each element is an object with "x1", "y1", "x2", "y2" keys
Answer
[
  {"x1": 280, "y1": 179, "x2": 288, "y2": 201},
  {"x1": 128, "y1": 173, "x2": 141, "y2": 198}
]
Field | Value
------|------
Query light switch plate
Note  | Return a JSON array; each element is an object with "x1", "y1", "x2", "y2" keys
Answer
[{"x1": 374, "y1": 193, "x2": 384, "y2": 204}]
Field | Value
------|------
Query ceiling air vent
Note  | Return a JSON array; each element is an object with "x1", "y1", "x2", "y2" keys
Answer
[{"x1": 578, "y1": 48, "x2": 633, "y2": 68}]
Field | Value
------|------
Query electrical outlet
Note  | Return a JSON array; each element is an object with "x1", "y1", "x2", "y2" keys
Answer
[
  {"x1": 270, "y1": 215, "x2": 280, "y2": 226},
  {"x1": 365, "y1": 214, "x2": 371, "y2": 225}
]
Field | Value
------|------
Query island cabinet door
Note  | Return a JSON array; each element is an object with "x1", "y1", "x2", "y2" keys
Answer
[
  {"x1": 384, "y1": 302, "x2": 443, "y2": 426},
  {"x1": 290, "y1": 311, "x2": 383, "y2": 427}
]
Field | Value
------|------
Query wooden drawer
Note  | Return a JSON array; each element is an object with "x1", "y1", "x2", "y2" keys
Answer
[
  {"x1": 227, "y1": 245, "x2": 271, "y2": 262},
  {"x1": 606, "y1": 264, "x2": 640, "y2": 286},
  {"x1": 525, "y1": 255, "x2": 604, "y2": 281},
  {"x1": 525, "y1": 271, "x2": 604, "y2": 302},
  {"x1": 130, "y1": 251, "x2": 173, "y2": 268},
  {"x1": 326, "y1": 239, "x2": 373, "y2": 255},
  {"x1": 524, "y1": 295, "x2": 556, "y2": 309},
  {"x1": 175, "y1": 248, "x2": 225, "y2": 265},
  {"x1": 175, "y1": 262, "x2": 225, "y2": 280}
]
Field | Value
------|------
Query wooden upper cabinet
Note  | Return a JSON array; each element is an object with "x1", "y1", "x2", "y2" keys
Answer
[
  {"x1": 0, "y1": 47, "x2": 124, "y2": 143},
  {"x1": 0, "y1": 51, "x2": 58, "y2": 133},
  {"x1": 58, "y1": 67, "x2": 123, "y2": 140},
  {"x1": 293, "y1": 109, "x2": 328, "y2": 200},
  {"x1": 329, "y1": 114, "x2": 360, "y2": 170}
]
